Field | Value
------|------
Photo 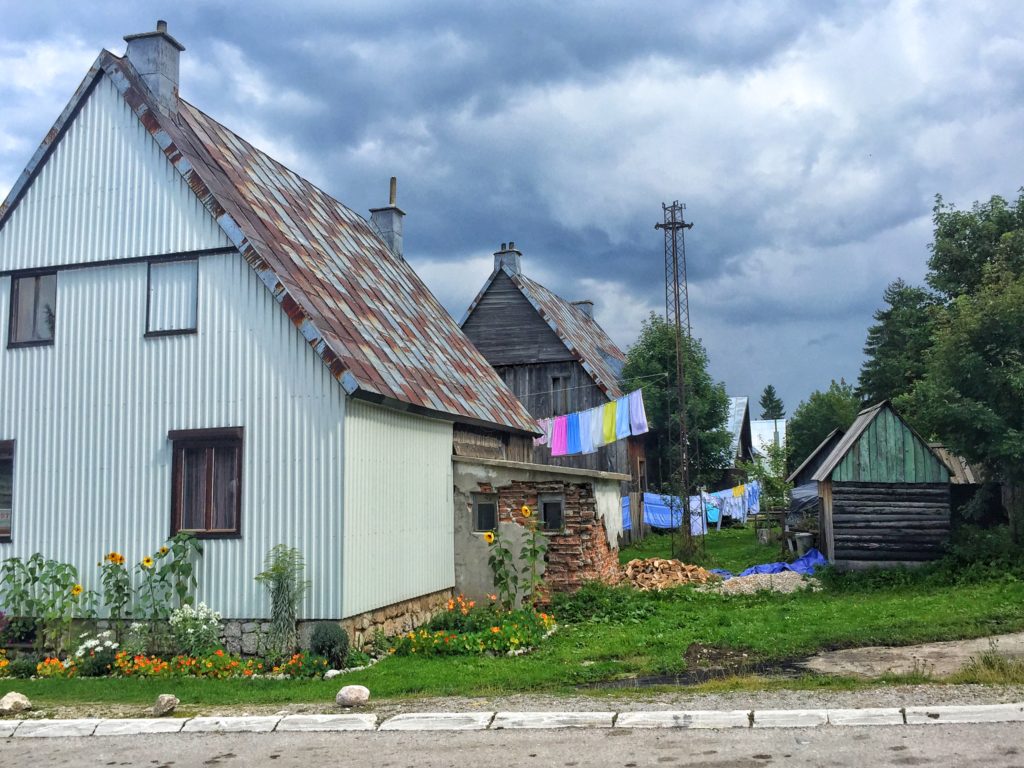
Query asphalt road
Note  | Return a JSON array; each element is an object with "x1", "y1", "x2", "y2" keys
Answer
[{"x1": 2, "y1": 723, "x2": 1023, "y2": 768}]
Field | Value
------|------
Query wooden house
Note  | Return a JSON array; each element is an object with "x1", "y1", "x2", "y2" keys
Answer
[
  {"x1": 460, "y1": 244, "x2": 645, "y2": 490},
  {"x1": 787, "y1": 428, "x2": 845, "y2": 489},
  {"x1": 812, "y1": 401, "x2": 950, "y2": 569}
]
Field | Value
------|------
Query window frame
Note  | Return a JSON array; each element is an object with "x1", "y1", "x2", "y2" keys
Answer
[
  {"x1": 0, "y1": 440, "x2": 13, "y2": 543},
  {"x1": 550, "y1": 375, "x2": 570, "y2": 416},
  {"x1": 169, "y1": 427, "x2": 243, "y2": 539},
  {"x1": 145, "y1": 258, "x2": 199, "y2": 338},
  {"x1": 472, "y1": 493, "x2": 498, "y2": 533},
  {"x1": 538, "y1": 493, "x2": 565, "y2": 532},
  {"x1": 8, "y1": 271, "x2": 58, "y2": 349}
]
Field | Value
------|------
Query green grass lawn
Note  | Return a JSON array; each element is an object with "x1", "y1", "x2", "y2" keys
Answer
[
  {"x1": 4, "y1": 528, "x2": 1023, "y2": 708},
  {"x1": 620, "y1": 524, "x2": 787, "y2": 573}
]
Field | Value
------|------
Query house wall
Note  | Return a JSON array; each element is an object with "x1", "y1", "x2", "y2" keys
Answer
[
  {"x1": 0, "y1": 252, "x2": 348, "y2": 619},
  {"x1": 342, "y1": 398, "x2": 454, "y2": 617},
  {"x1": 0, "y1": 73, "x2": 230, "y2": 269},
  {"x1": 452, "y1": 457, "x2": 624, "y2": 599},
  {"x1": 828, "y1": 482, "x2": 951, "y2": 569}
]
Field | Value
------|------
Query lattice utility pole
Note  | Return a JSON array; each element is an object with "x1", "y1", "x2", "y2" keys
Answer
[{"x1": 656, "y1": 201, "x2": 695, "y2": 553}]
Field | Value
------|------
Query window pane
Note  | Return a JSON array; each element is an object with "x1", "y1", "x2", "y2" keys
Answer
[
  {"x1": 0, "y1": 456, "x2": 12, "y2": 538},
  {"x1": 475, "y1": 501, "x2": 496, "y2": 531},
  {"x1": 180, "y1": 447, "x2": 208, "y2": 530},
  {"x1": 211, "y1": 446, "x2": 239, "y2": 531},
  {"x1": 11, "y1": 274, "x2": 56, "y2": 344},
  {"x1": 148, "y1": 260, "x2": 198, "y2": 333},
  {"x1": 542, "y1": 501, "x2": 563, "y2": 531}
]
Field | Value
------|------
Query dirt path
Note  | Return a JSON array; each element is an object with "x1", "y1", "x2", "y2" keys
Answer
[{"x1": 799, "y1": 631, "x2": 1024, "y2": 677}]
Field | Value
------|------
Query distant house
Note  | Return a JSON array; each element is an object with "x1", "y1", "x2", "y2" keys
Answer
[
  {"x1": 812, "y1": 402, "x2": 950, "y2": 569},
  {"x1": 0, "y1": 23, "x2": 629, "y2": 644},
  {"x1": 460, "y1": 243, "x2": 645, "y2": 490},
  {"x1": 720, "y1": 396, "x2": 754, "y2": 487}
]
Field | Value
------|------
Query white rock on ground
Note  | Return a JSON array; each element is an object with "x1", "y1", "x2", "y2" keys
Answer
[
  {"x1": 0, "y1": 691, "x2": 32, "y2": 714},
  {"x1": 152, "y1": 694, "x2": 179, "y2": 717},
  {"x1": 336, "y1": 685, "x2": 370, "y2": 707},
  {"x1": 323, "y1": 669, "x2": 342, "y2": 680}
]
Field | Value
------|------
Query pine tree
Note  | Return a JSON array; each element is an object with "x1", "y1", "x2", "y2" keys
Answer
[{"x1": 758, "y1": 384, "x2": 785, "y2": 420}]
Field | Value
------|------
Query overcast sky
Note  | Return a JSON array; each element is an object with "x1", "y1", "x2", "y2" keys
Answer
[{"x1": 3, "y1": 1, "x2": 1023, "y2": 412}]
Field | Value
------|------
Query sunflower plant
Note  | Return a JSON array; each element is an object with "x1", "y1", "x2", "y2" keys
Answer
[
  {"x1": 518, "y1": 506, "x2": 547, "y2": 606},
  {"x1": 485, "y1": 527, "x2": 520, "y2": 610},
  {"x1": 99, "y1": 552, "x2": 133, "y2": 640}
]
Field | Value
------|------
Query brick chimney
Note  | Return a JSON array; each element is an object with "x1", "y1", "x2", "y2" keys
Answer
[
  {"x1": 369, "y1": 177, "x2": 405, "y2": 259},
  {"x1": 571, "y1": 300, "x2": 594, "y2": 318},
  {"x1": 493, "y1": 241, "x2": 522, "y2": 275},
  {"x1": 124, "y1": 20, "x2": 185, "y2": 116}
]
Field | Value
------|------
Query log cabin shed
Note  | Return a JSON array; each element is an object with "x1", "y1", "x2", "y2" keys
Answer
[{"x1": 812, "y1": 401, "x2": 951, "y2": 569}]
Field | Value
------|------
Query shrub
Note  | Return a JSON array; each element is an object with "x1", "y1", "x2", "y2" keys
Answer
[
  {"x1": 0, "y1": 649, "x2": 8, "y2": 677},
  {"x1": 73, "y1": 630, "x2": 120, "y2": 677},
  {"x1": 7, "y1": 655, "x2": 40, "y2": 679},
  {"x1": 169, "y1": 602, "x2": 223, "y2": 656},
  {"x1": 273, "y1": 652, "x2": 328, "y2": 679},
  {"x1": 551, "y1": 581, "x2": 657, "y2": 624},
  {"x1": 255, "y1": 545, "x2": 309, "y2": 662},
  {"x1": 36, "y1": 657, "x2": 75, "y2": 678},
  {"x1": 309, "y1": 623, "x2": 349, "y2": 669}
]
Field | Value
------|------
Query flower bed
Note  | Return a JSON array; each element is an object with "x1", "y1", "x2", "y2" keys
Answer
[{"x1": 389, "y1": 595, "x2": 556, "y2": 657}]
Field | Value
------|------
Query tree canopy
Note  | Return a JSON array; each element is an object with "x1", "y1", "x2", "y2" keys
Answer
[
  {"x1": 621, "y1": 313, "x2": 731, "y2": 491},
  {"x1": 787, "y1": 379, "x2": 861, "y2": 471},
  {"x1": 758, "y1": 384, "x2": 786, "y2": 419}
]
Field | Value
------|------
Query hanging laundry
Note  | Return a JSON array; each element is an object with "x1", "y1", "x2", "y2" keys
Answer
[
  {"x1": 602, "y1": 400, "x2": 617, "y2": 444},
  {"x1": 615, "y1": 395, "x2": 631, "y2": 440},
  {"x1": 579, "y1": 408, "x2": 597, "y2": 454},
  {"x1": 732, "y1": 483, "x2": 746, "y2": 498},
  {"x1": 745, "y1": 481, "x2": 761, "y2": 515},
  {"x1": 566, "y1": 412, "x2": 582, "y2": 455},
  {"x1": 550, "y1": 415, "x2": 569, "y2": 456},
  {"x1": 533, "y1": 418, "x2": 552, "y2": 447},
  {"x1": 590, "y1": 405, "x2": 605, "y2": 449},
  {"x1": 628, "y1": 389, "x2": 649, "y2": 435}
]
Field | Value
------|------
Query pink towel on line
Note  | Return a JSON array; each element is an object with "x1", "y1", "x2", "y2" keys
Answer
[{"x1": 550, "y1": 415, "x2": 569, "y2": 456}]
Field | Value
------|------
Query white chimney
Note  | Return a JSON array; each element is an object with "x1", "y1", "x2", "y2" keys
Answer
[
  {"x1": 124, "y1": 21, "x2": 185, "y2": 116},
  {"x1": 369, "y1": 177, "x2": 406, "y2": 259},
  {"x1": 493, "y1": 241, "x2": 522, "y2": 275}
]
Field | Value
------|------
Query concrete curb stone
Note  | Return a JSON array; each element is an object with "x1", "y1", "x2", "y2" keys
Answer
[
  {"x1": 378, "y1": 713, "x2": 495, "y2": 731},
  {"x1": 492, "y1": 712, "x2": 615, "y2": 729},
  {"x1": 13, "y1": 719, "x2": 101, "y2": 738},
  {"x1": 904, "y1": 703, "x2": 1024, "y2": 725},
  {"x1": 615, "y1": 711, "x2": 750, "y2": 729},
  {"x1": 752, "y1": 709, "x2": 828, "y2": 728},
  {"x1": 0, "y1": 721, "x2": 21, "y2": 738},
  {"x1": 277, "y1": 714, "x2": 378, "y2": 732},
  {"x1": 827, "y1": 708, "x2": 905, "y2": 726},
  {"x1": 93, "y1": 718, "x2": 187, "y2": 736},
  {"x1": 181, "y1": 716, "x2": 281, "y2": 733}
]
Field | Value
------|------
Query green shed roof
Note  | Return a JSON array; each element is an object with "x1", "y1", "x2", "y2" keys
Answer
[{"x1": 812, "y1": 401, "x2": 949, "y2": 484}]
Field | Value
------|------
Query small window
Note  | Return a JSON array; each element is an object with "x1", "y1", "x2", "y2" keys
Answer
[
  {"x1": 147, "y1": 260, "x2": 198, "y2": 336},
  {"x1": 539, "y1": 493, "x2": 564, "y2": 532},
  {"x1": 0, "y1": 441, "x2": 13, "y2": 541},
  {"x1": 9, "y1": 273, "x2": 57, "y2": 347},
  {"x1": 551, "y1": 376, "x2": 569, "y2": 416},
  {"x1": 169, "y1": 428, "x2": 242, "y2": 537},
  {"x1": 473, "y1": 494, "x2": 498, "y2": 532},
  {"x1": 637, "y1": 458, "x2": 648, "y2": 493}
]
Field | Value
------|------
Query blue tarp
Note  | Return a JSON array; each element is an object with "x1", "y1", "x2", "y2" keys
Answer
[
  {"x1": 622, "y1": 496, "x2": 631, "y2": 531},
  {"x1": 713, "y1": 548, "x2": 828, "y2": 580}
]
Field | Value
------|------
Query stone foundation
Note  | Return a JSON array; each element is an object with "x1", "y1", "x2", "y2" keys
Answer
[{"x1": 220, "y1": 589, "x2": 453, "y2": 656}]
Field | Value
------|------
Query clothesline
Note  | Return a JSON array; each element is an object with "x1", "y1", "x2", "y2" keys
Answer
[
  {"x1": 516, "y1": 372, "x2": 668, "y2": 402},
  {"x1": 621, "y1": 481, "x2": 762, "y2": 533},
  {"x1": 534, "y1": 389, "x2": 649, "y2": 456}
]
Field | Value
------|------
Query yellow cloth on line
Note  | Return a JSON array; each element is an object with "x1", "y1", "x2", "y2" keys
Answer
[
  {"x1": 732, "y1": 484, "x2": 746, "y2": 497},
  {"x1": 602, "y1": 400, "x2": 617, "y2": 444}
]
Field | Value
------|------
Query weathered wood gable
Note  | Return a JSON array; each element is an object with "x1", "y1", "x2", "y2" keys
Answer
[
  {"x1": 832, "y1": 407, "x2": 948, "y2": 484},
  {"x1": 461, "y1": 271, "x2": 573, "y2": 366}
]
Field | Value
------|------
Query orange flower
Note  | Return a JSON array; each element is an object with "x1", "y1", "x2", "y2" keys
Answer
[
  {"x1": 214, "y1": 649, "x2": 224, "y2": 657},
  {"x1": 491, "y1": 626, "x2": 500, "y2": 634}
]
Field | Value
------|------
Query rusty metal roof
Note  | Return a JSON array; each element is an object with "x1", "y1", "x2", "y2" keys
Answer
[
  {"x1": 462, "y1": 265, "x2": 626, "y2": 400},
  {"x1": 0, "y1": 51, "x2": 538, "y2": 434}
]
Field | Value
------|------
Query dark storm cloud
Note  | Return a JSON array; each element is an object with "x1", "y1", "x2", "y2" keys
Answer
[{"x1": 2, "y1": 0, "x2": 1024, "y2": 409}]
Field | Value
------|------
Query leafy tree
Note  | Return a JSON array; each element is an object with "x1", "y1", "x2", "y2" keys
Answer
[
  {"x1": 856, "y1": 279, "x2": 938, "y2": 405},
  {"x1": 787, "y1": 379, "x2": 861, "y2": 470},
  {"x1": 904, "y1": 261, "x2": 1024, "y2": 541},
  {"x1": 927, "y1": 191, "x2": 1024, "y2": 300},
  {"x1": 758, "y1": 384, "x2": 786, "y2": 419},
  {"x1": 621, "y1": 314, "x2": 731, "y2": 491}
]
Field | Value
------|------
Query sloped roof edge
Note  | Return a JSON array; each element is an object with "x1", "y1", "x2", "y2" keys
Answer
[{"x1": 786, "y1": 427, "x2": 844, "y2": 484}]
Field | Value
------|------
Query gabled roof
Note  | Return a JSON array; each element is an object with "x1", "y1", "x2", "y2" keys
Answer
[
  {"x1": 812, "y1": 400, "x2": 947, "y2": 483},
  {"x1": 725, "y1": 396, "x2": 750, "y2": 460},
  {"x1": 786, "y1": 427, "x2": 843, "y2": 484},
  {"x1": 0, "y1": 51, "x2": 538, "y2": 435},
  {"x1": 461, "y1": 264, "x2": 626, "y2": 399}
]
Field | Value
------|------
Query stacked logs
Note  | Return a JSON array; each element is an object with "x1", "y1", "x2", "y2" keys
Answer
[{"x1": 621, "y1": 558, "x2": 719, "y2": 590}]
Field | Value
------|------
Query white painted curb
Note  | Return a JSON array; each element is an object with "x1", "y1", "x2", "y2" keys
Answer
[{"x1": 3, "y1": 703, "x2": 1024, "y2": 736}]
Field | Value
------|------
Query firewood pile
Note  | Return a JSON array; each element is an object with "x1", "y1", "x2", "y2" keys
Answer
[{"x1": 621, "y1": 558, "x2": 720, "y2": 590}]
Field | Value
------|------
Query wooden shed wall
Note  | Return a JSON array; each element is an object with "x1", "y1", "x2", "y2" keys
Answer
[
  {"x1": 830, "y1": 482, "x2": 950, "y2": 567},
  {"x1": 462, "y1": 272, "x2": 572, "y2": 366},
  {"x1": 834, "y1": 407, "x2": 948, "y2": 483},
  {"x1": 791, "y1": 431, "x2": 845, "y2": 487}
]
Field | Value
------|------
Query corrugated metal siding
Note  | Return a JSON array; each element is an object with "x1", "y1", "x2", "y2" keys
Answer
[
  {"x1": 0, "y1": 252, "x2": 346, "y2": 619},
  {"x1": 148, "y1": 260, "x2": 198, "y2": 332},
  {"x1": 0, "y1": 74, "x2": 229, "y2": 271},
  {"x1": 834, "y1": 407, "x2": 948, "y2": 483},
  {"x1": 342, "y1": 399, "x2": 454, "y2": 617}
]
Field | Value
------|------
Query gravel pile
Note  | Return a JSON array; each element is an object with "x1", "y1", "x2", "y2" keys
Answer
[{"x1": 699, "y1": 570, "x2": 821, "y2": 595}]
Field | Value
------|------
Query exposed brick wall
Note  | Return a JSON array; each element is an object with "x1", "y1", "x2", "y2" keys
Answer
[{"x1": 487, "y1": 479, "x2": 621, "y2": 593}]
